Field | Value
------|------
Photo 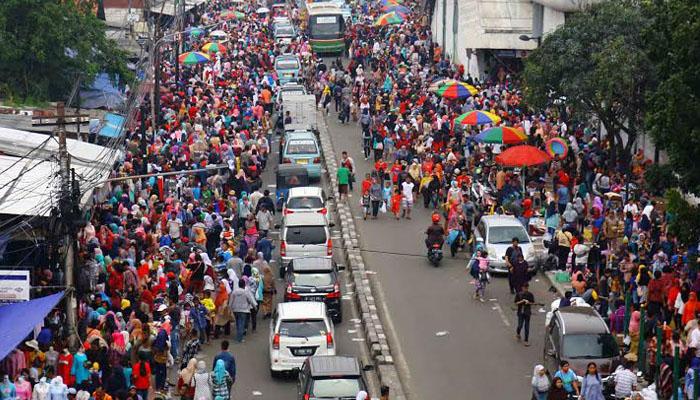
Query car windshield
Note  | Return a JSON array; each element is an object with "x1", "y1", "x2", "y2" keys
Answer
[
  {"x1": 278, "y1": 174, "x2": 307, "y2": 187},
  {"x1": 285, "y1": 226, "x2": 326, "y2": 244},
  {"x1": 311, "y1": 378, "x2": 361, "y2": 398},
  {"x1": 563, "y1": 334, "x2": 619, "y2": 359},
  {"x1": 276, "y1": 27, "x2": 294, "y2": 36},
  {"x1": 278, "y1": 319, "x2": 326, "y2": 337},
  {"x1": 286, "y1": 140, "x2": 318, "y2": 155},
  {"x1": 293, "y1": 272, "x2": 333, "y2": 287},
  {"x1": 488, "y1": 225, "x2": 530, "y2": 245},
  {"x1": 311, "y1": 16, "x2": 340, "y2": 36},
  {"x1": 276, "y1": 59, "x2": 299, "y2": 69},
  {"x1": 287, "y1": 196, "x2": 324, "y2": 209}
]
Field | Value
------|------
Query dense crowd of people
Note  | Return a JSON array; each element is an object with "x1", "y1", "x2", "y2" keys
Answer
[{"x1": 1, "y1": 0, "x2": 698, "y2": 398}]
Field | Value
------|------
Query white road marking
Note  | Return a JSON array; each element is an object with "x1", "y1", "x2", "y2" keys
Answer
[
  {"x1": 267, "y1": 184, "x2": 276, "y2": 188},
  {"x1": 350, "y1": 318, "x2": 361, "y2": 323},
  {"x1": 435, "y1": 331, "x2": 449, "y2": 337},
  {"x1": 352, "y1": 338, "x2": 365, "y2": 342},
  {"x1": 347, "y1": 329, "x2": 357, "y2": 334},
  {"x1": 252, "y1": 391, "x2": 262, "y2": 396},
  {"x1": 364, "y1": 270, "x2": 377, "y2": 275},
  {"x1": 341, "y1": 295, "x2": 352, "y2": 300},
  {"x1": 492, "y1": 303, "x2": 511, "y2": 327}
]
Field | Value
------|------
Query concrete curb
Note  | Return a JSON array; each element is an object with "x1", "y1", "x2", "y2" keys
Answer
[
  {"x1": 543, "y1": 270, "x2": 570, "y2": 297},
  {"x1": 317, "y1": 111, "x2": 408, "y2": 400}
]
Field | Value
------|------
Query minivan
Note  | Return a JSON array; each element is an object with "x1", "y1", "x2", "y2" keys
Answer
[
  {"x1": 283, "y1": 186, "x2": 333, "y2": 224},
  {"x1": 270, "y1": 302, "x2": 336, "y2": 377},
  {"x1": 544, "y1": 306, "x2": 621, "y2": 380},
  {"x1": 473, "y1": 215, "x2": 538, "y2": 273},
  {"x1": 284, "y1": 257, "x2": 343, "y2": 323},
  {"x1": 297, "y1": 356, "x2": 369, "y2": 400},
  {"x1": 280, "y1": 212, "x2": 332, "y2": 269}
]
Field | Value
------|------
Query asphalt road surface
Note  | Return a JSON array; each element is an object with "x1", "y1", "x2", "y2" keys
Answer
[
  {"x1": 165, "y1": 130, "x2": 374, "y2": 400},
  {"x1": 322, "y1": 106, "x2": 563, "y2": 399}
]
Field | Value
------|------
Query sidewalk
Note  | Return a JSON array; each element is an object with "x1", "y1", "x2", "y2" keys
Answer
[{"x1": 542, "y1": 270, "x2": 572, "y2": 297}]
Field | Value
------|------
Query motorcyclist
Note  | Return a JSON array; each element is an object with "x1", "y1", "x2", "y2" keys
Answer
[{"x1": 425, "y1": 213, "x2": 445, "y2": 251}]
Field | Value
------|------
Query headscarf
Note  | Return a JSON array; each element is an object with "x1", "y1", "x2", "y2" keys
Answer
[
  {"x1": 179, "y1": 358, "x2": 197, "y2": 384},
  {"x1": 111, "y1": 332, "x2": 126, "y2": 353},
  {"x1": 531, "y1": 364, "x2": 550, "y2": 393},
  {"x1": 629, "y1": 310, "x2": 641, "y2": 334},
  {"x1": 355, "y1": 391, "x2": 368, "y2": 400},
  {"x1": 213, "y1": 359, "x2": 227, "y2": 383},
  {"x1": 196, "y1": 360, "x2": 206, "y2": 373},
  {"x1": 683, "y1": 292, "x2": 699, "y2": 326}
]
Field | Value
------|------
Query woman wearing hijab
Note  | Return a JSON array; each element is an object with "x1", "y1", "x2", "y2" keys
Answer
[
  {"x1": 531, "y1": 365, "x2": 550, "y2": 400},
  {"x1": 190, "y1": 361, "x2": 212, "y2": 400},
  {"x1": 683, "y1": 292, "x2": 699, "y2": 327},
  {"x1": 177, "y1": 359, "x2": 197, "y2": 400},
  {"x1": 261, "y1": 265, "x2": 275, "y2": 318},
  {"x1": 355, "y1": 391, "x2": 368, "y2": 400},
  {"x1": 546, "y1": 377, "x2": 568, "y2": 400},
  {"x1": 214, "y1": 279, "x2": 232, "y2": 338},
  {"x1": 211, "y1": 360, "x2": 232, "y2": 400},
  {"x1": 629, "y1": 309, "x2": 641, "y2": 355},
  {"x1": 151, "y1": 329, "x2": 170, "y2": 391}
]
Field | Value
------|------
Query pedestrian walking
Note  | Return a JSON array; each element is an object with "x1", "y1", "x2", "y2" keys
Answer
[
  {"x1": 580, "y1": 362, "x2": 605, "y2": 400},
  {"x1": 514, "y1": 282, "x2": 534, "y2": 346},
  {"x1": 176, "y1": 359, "x2": 197, "y2": 400},
  {"x1": 553, "y1": 361, "x2": 579, "y2": 399},
  {"x1": 210, "y1": 360, "x2": 232, "y2": 400},
  {"x1": 190, "y1": 361, "x2": 212, "y2": 400},
  {"x1": 260, "y1": 265, "x2": 275, "y2": 318},
  {"x1": 531, "y1": 365, "x2": 550, "y2": 400},
  {"x1": 228, "y1": 278, "x2": 257, "y2": 343}
]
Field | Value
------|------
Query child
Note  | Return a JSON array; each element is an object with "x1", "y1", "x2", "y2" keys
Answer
[
  {"x1": 469, "y1": 250, "x2": 490, "y2": 301},
  {"x1": 390, "y1": 188, "x2": 402, "y2": 220}
]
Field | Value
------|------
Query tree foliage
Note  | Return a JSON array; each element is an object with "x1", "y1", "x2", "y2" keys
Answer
[
  {"x1": 665, "y1": 190, "x2": 700, "y2": 248},
  {"x1": 0, "y1": 0, "x2": 133, "y2": 103},
  {"x1": 643, "y1": 0, "x2": 700, "y2": 194},
  {"x1": 522, "y1": 1, "x2": 651, "y2": 166}
]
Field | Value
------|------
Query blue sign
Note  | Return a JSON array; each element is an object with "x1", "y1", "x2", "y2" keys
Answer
[{"x1": 99, "y1": 113, "x2": 126, "y2": 138}]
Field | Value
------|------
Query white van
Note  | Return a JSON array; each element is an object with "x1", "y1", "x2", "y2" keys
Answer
[
  {"x1": 279, "y1": 212, "x2": 332, "y2": 267},
  {"x1": 283, "y1": 186, "x2": 333, "y2": 224},
  {"x1": 269, "y1": 302, "x2": 336, "y2": 377}
]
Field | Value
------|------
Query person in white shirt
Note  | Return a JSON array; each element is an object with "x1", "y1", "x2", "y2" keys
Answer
[
  {"x1": 614, "y1": 358, "x2": 638, "y2": 398},
  {"x1": 401, "y1": 178, "x2": 415, "y2": 219}
]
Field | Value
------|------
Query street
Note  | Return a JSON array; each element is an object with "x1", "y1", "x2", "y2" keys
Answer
[
  {"x1": 169, "y1": 130, "x2": 376, "y2": 400},
  {"x1": 322, "y1": 108, "x2": 562, "y2": 399}
]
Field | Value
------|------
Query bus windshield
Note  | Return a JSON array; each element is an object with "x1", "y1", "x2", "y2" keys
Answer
[{"x1": 311, "y1": 15, "x2": 340, "y2": 36}]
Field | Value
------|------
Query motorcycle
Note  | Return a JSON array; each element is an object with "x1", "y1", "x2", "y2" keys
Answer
[{"x1": 427, "y1": 243, "x2": 443, "y2": 267}]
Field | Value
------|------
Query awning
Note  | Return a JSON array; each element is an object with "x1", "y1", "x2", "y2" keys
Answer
[
  {"x1": 0, "y1": 291, "x2": 65, "y2": 361},
  {"x1": 99, "y1": 113, "x2": 126, "y2": 138}
]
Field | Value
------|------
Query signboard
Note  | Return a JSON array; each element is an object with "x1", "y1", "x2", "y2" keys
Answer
[
  {"x1": 0, "y1": 270, "x2": 30, "y2": 302},
  {"x1": 316, "y1": 16, "x2": 337, "y2": 24}
]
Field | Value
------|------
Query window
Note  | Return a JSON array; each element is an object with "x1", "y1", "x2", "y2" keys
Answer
[
  {"x1": 287, "y1": 196, "x2": 324, "y2": 209},
  {"x1": 293, "y1": 272, "x2": 334, "y2": 287},
  {"x1": 278, "y1": 319, "x2": 327, "y2": 337},
  {"x1": 311, "y1": 378, "x2": 362, "y2": 398},
  {"x1": 311, "y1": 16, "x2": 340, "y2": 36},
  {"x1": 487, "y1": 225, "x2": 530, "y2": 245},
  {"x1": 286, "y1": 140, "x2": 318, "y2": 155},
  {"x1": 550, "y1": 320, "x2": 561, "y2": 351},
  {"x1": 562, "y1": 334, "x2": 619, "y2": 359},
  {"x1": 276, "y1": 59, "x2": 299, "y2": 70},
  {"x1": 285, "y1": 226, "x2": 326, "y2": 244}
]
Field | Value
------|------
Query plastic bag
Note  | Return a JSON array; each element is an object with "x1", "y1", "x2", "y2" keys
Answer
[{"x1": 379, "y1": 202, "x2": 387, "y2": 213}]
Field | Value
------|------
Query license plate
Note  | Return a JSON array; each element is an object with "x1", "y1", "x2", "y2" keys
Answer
[
  {"x1": 296, "y1": 159, "x2": 308, "y2": 165},
  {"x1": 304, "y1": 296, "x2": 325, "y2": 302},
  {"x1": 292, "y1": 347, "x2": 314, "y2": 356}
]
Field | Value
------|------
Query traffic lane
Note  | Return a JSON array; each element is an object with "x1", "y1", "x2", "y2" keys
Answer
[
  {"x1": 208, "y1": 130, "x2": 368, "y2": 400},
  {"x1": 323, "y1": 112, "x2": 561, "y2": 399}
]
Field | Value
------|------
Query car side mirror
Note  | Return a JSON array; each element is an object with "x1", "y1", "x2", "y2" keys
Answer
[
  {"x1": 328, "y1": 222, "x2": 335, "y2": 227},
  {"x1": 337, "y1": 264, "x2": 346, "y2": 271},
  {"x1": 274, "y1": 223, "x2": 281, "y2": 229}
]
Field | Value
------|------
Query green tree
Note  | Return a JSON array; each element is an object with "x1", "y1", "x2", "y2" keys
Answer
[
  {"x1": 665, "y1": 189, "x2": 700, "y2": 248},
  {"x1": 643, "y1": 0, "x2": 700, "y2": 194},
  {"x1": 522, "y1": 1, "x2": 651, "y2": 167},
  {"x1": 0, "y1": 0, "x2": 132, "y2": 103}
]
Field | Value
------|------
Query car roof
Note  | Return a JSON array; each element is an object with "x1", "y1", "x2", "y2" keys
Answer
[
  {"x1": 288, "y1": 186, "x2": 323, "y2": 197},
  {"x1": 308, "y1": 356, "x2": 361, "y2": 377},
  {"x1": 277, "y1": 301, "x2": 327, "y2": 319},
  {"x1": 290, "y1": 257, "x2": 334, "y2": 271},
  {"x1": 285, "y1": 131, "x2": 316, "y2": 140},
  {"x1": 481, "y1": 215, "x2": 527, "y2": 228},
  {"x1": 281, "y1": 84, "x2": 305, "y2": 91},
  {"x1": 556, "y1": 307, "x2": 609, "y2": 335},
  {"x1": 283, "y1": 212, "x2": 328, "y2": 226}
]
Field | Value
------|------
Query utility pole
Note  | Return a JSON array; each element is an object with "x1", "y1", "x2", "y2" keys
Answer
[
  {"x1": 152, "y1": 24, "x2": 161, "y2": 131},
  {"x1": 56, "y1": 102, "x2": 78, "y2": 348}
]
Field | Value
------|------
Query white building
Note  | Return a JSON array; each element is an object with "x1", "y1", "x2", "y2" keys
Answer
[{"x1": 429, "y1": 0, "x2": 598, "y2": 80}]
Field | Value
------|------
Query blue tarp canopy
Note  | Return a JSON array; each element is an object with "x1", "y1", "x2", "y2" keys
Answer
[
  {"x1": 0, "y1": 291, "x2": 64, "y2": 361},
  {"x1": 99, "y1": 113, "x2": 126, "y2": 138},
  {"x1": 81, "y1": 73, "x2": 125, "y2": 110}
]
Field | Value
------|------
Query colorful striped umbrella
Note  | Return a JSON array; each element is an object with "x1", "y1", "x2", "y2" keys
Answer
[
  {"x1": 433, "y1": 81, "x2": 478, "y2": 99},
  {"x1": 428, "y1": 78, "x2": 453, "y2": 92},
  {"x1": 545, "y1": 137, "x2": 569, "y2": 159},
  {"x1": 178, "y1": 51, "x2": 211, "y2": 65},
  {"x1": 455, "y1": 110, "x2": 501, "y2": 125},
  {"x1": 380, "y1": 0, "x2": 402, "y2": 5},
  {"x1": 381, "y1": 4, "x2": 410, "y2": 13},
  {"x1": 202, "y1": 42, "x2": 227, "y2": 53},
  {"x1": 374, "y1": 11, "x2": 404, "y2": 26},
  {"x1": 221, "y1": 10, "x2": 245, "y2": 20},
  {"x1": 495, "y1": 145, "x2": 551, "y2": 167},
  {"x1": 474, "y1": 126, "x2": 527, "y2": 144}
]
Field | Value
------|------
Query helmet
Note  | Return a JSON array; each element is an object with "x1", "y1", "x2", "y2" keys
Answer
[{"x1": 431, "y1": 214, "x2": 440, "y2": 223}]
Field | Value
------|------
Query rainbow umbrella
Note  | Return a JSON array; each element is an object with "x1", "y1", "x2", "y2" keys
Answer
[
  {"x1": 381, "y1": 4, "x2": 410, "y2": 13},
  {"x1": 495, "y1": 145, "x2": 551, "y2": 167},
  {"x1": 428, "y1": 78, "x2": 453, "y2": 92},
  {"x1": 221, "y1": 10, "x2": 245, "y2": 20},
  {"x1": 433, "y1": 81, "x2": 478, "y2": 99},
  {"x1": 202, "y1": 42, "x2": 227, "y2": 53},
  {"x1": 374, "y1": 11, "x2": 404, "y2": 26},
  {"x1": 380, "y1": 0, "x2": 402, "y2": 5},
  {"x1": 455, "y1": 110, "x2": 501, "y2": 125},
  {"x1": 545, "y1": 137, "x2": 569, "y2": 159},
  {"x1": 178, "y1": 51, "x2": 211, "y2": 65},
  {"x1": 474, "y1": 126, "x2": 527, "y2": 144}
]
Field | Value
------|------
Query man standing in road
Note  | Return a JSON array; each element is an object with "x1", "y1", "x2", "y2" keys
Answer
[
  {"x1": 514, "y1": 282, "x2": 534, "y2": 346},
  {"x1": 212, "y1": 340, "x2": 236, "y2": 385},
  {"x1": 504, "y1": 237, "x2": 523, "y2": 294},
  {"x1": 341, "y1": 151, "x2": 356, "y2": 191},
  {"x1": 400, "y1": 177, "x2": 415, "y2": 219},
  {"x1": 337, "y1": 163, "x2": 350, "y2": 202}
]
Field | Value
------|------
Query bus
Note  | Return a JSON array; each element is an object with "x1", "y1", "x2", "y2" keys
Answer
[{"x1": 306, "y1": 2, "x2": 346, "y2": 54}]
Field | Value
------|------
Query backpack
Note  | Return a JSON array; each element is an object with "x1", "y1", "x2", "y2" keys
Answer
[{"x1": 469, "y1": 258, "x2": 480, "y2": 279}]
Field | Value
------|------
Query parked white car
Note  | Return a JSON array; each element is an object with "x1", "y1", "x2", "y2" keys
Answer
[
  {"x1": 282, "y1": 186, "x2": 333, "y2": 224},
  {"x1": 269, "y1": 302, "x2": 336, "y2": 377}
]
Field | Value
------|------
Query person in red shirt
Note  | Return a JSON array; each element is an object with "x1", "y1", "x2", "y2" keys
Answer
[
  {"x1": 132, "y1": 354, "x2": 152, "y2": 400},
  {"x1": 647, "y1": 270, "x2": 665, "y2": 318},
  {"x1": 361, "y1": 173, "x2": 372, "y2": 195},
  {"x1": 374, "y1": 158, "x2": 388, "y2": 175}
]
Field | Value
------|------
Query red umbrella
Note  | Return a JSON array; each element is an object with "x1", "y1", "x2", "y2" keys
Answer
[{"x1": 495, "y1": 145, "x2": 551, "y2": 167}]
